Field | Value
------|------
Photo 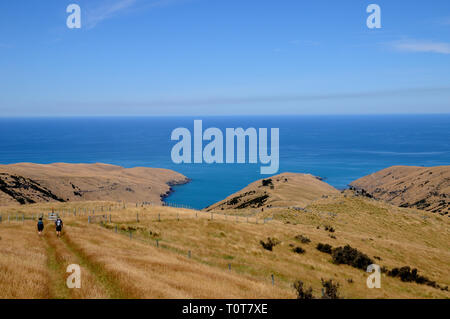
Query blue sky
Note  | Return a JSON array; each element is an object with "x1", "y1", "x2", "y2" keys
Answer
[{"x1": 0, "y1": 0, "x2": 449, "y2": 116}]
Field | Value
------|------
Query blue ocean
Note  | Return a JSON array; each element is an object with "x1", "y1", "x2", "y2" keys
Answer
[{"x1": 0, "y1": 115, "x2": 449, "y2": 209}]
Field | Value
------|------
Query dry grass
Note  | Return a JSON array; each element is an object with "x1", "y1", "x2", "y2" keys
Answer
[
  {"x1": 0, "y1": 194, "x2": 449, "y2": 299},
  {"x1": 0, "y1": 203, "x2": 291, "y2": 299},
  {"x1": 64, "y1": 223, "x2": 291, "y2": 298},
  {"x1": 0, "y1": 224, "x2": 48, "y2": 298},
  {"x1": 206, "y1": 172, "x2": 338, "y2": 210},
  {"x1": 0, "y1": 163, "x2": 188, "y2": 205}
]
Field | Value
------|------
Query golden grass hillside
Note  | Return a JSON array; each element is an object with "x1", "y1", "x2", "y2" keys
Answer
[
  {"x1": 0, "y1": 163, "x2": 188, "y2": 206},
  {"x1": 1, "y1": 195, "x2": 449, "y2": 299},
  {"x1": 0, "y1": 203, "x2": 289, "y2": 299},
  {"x1": 350, "y1": 165, "x2": 449, "y2": 215},
  {"x1": 205, "y1": 172, "x2": 339, "y2": 211}
]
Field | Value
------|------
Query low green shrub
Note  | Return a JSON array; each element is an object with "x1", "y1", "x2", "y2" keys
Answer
[
  {"x1": 331, "y1": 245, "x2": 373, "y2": 270},
  {"x1": 316, "y1": 243, "x2": 333, "y2": 254},
  {"x1": 294, "y1": 234, "x2": 311, "y2": 244},
  {"x1": 260, "y1": 237, "x2": 280, "y2": 251},
  {"x1": 321, "y1": 279, "x2": 340, "y2": 299},
  {"x1": 292, "y1": 246, "x2": 306, "y2": 254},
  {"x1": 293, "y1": 280, "x2": 313, "y2": 299}
]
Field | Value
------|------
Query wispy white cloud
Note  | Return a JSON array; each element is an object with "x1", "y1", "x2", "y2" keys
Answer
[
  {"x1": 85, "y1": 0, "x2": 137, "y2": 29},
  {"x1": 85, "y1": 0, "x2": 187, "y2": 29},
  {"x1": 391, "y1": 39, "x2": 450, "y2": 55},
  {"x1": 71, "y1": 86, "x2": 450, "y2": 109}
]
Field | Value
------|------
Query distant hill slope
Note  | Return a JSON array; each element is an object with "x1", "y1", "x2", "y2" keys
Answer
[
  {"x1": 0, "y1": 163, "x2": 188, "y2": 206},
  {"x1": 350, "y1": 166, "x2": 449, "y2": 215},
  {"x1": 205, "y1": 172, "x2": 339, "y2": 211}
]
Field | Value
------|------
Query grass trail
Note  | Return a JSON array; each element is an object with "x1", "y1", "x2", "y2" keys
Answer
[
  {"x1": 62, "y1": 229, "x2": 130, "y2": 299},
  {"x1": 43, "y1": 226, "x2": 111, "y2": 298},
  {"x1": 43, "y1": 231, "x2": 73, "y2": 299}
]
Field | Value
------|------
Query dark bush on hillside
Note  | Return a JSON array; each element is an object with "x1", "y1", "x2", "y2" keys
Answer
[
  {"x1": 388, "y1": 266, "x2": 435, "y2": 285},
  {"x1": 292, "y1": 246, "x2": 305, "y2": 254},
  {"x1": 316, "y1": 243, "x2": 333, "y2": 254},
  {"x1": 294, "y1": 234, "x2": 311, "y2": 244},
  {"x1": 293, "y1": 280, "x2": 314, "y2": 299},
  {"x1": 387, "y1": 266, "x2": 449, "y2": 291},
  {"x1": 260, "y1": 237, "x2": 280, "y2": 251},
  {"x1": 237, "y1": 195, "x2": 269, "y2": 209},
  {"x1": 321, "y1": 279, "x2": 340, "y2": 299},
  {"x1": 324, "y1": 225, "x2": 335, "y2": 233},
  {"x1": 331, "y1": 245, "x2": 373, "y2": 270},
  {"x1": 262, "y1": 179, "x2": 273, "y2": 187}
]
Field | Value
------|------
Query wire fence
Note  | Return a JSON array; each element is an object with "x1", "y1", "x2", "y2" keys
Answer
[
  {"x1": 0, "y1": 202, "x2": 288, "y2": 291},
  {"x1": 0, "y1": 201, "x2": 153, "y2": 223},
  {"x1": 0, "y1": 202, "x2": 274, "y2": 226},
  {"x1": 90, "y1": 216, "x2": 289, "y2": 291}
]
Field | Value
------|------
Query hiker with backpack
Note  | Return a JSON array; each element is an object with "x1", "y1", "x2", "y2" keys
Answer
[
  {"x1": 55, "y1": 217, "x2": 63, "y2": 237},
  {"x1": 37, "y1": 217, "x2": 44, "y2": 235}
]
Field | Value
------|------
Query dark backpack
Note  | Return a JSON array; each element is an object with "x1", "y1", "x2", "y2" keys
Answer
[{"x1": 56, "y1": 219, "x2": 62, "y2": 227}]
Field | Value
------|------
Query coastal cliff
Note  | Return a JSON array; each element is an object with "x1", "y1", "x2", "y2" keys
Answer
[
  {"x1": 205, "y1": 172, "x2": 339, "y2": 211},
  {"x1": 0, "y1": 163, "x2": 189, "y2": 206},
  {"x1": 350, "y1": 166, "x2": 449, "y2": 215}
]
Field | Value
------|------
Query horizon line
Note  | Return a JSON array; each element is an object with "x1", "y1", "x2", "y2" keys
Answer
[{"x1": 1, "y1": 113, "x2": 450, "y2": 119}]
